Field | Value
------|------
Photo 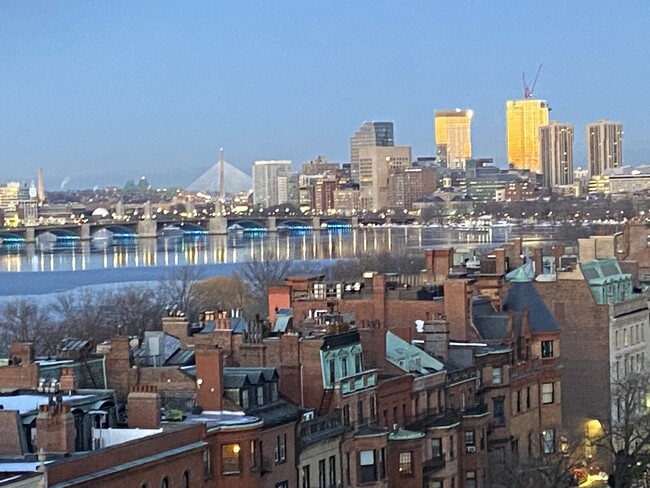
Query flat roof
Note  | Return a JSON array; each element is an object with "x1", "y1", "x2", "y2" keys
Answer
[{"x1": 0, "y1": 394, "x2": 94, "y2": 415}]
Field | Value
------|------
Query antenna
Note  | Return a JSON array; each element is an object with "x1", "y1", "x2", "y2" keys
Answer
[
  {"x1": 523, "y1": 64, "x2": 543, "y2": 99},
  {"x1": 217, "y1": 148, "x2": 225, "y2": 214}
]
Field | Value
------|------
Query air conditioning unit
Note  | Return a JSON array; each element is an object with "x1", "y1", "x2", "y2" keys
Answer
[{"x1": 466, "y1": 445, "x2": 476, "y2": 453}]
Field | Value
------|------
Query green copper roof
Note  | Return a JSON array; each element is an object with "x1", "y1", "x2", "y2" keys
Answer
[
  {"x1": 505, "y1": 260, "x2": 535, "y2": 282},
  {"x1": 388, "y1": 428, "x2": 425, "y2": 441}
]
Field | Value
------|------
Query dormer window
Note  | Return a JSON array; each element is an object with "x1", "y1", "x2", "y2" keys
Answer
[
  {"x1": 257, "y1": 386, "x2": 264, "y2": 406},
  {"x1": 541, "y1": 340, "x2": 554, "y2": 358},
  {"x1": 241, "y1": 389, "x2": 249, "y2": 408},
  {"x1": 270, "y1": 382, "x2": 278, "y2": 402}
]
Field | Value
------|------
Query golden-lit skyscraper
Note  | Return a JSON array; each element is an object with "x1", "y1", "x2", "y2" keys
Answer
[
  {"x1": 506, "y1": 99, "x2": 549, "y2": 173},
  {"x1": 434, "y1": 109, "x2": 473, "y2": 169}
]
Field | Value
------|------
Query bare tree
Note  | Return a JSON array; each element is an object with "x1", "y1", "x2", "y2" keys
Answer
[
  {"x1": 596, "y1": 371, "x2": 650, "y2": 488},
  {"x1": 102, "y1": 285, "x2": 164, "y2": 337},
  {"x1": 488, "y1": 432, "x2": 583, "y2": 488},
  {"x1": 51, "y1": 288, "x2": 116, "y2": 342},
  {"x1": 157, "y1": 266, "x2": 205, "y2": 319},
  {"x1": 328, "y1": 251, "x2": 425, "y2": 281},
  {"x1": 0, "y1": 298, "x2": 59, "y2": 355},
  {"x1": 191, "y1": 275, "x2": 251, "y2": 314}
]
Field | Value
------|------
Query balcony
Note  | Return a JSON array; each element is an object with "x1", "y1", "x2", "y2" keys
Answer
[
  {"x1": 423, "y1": 456, "x2": 445, "y2": 475},
  {"x1": 299, "y1": 410, "x2": 345, "y2": 447},
  {"x1": 340, "y1": 369, "x2": 378, "y2": 395}
]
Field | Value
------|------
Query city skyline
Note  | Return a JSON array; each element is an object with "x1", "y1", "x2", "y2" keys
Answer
[{"x1": 1, "y1": 2, "x2": 649, "y2": 188}]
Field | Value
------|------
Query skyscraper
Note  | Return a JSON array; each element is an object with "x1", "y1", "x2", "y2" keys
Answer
[
  {"x1": 350, "y1": 122, "x2": 394, "y2": 183},
  {"x1": 358, "y1": 145, "x2": 411, "y2": 210},
  {"x1": 506, "y1": 99, "x2": 550, "y2": 173},
  {"x1": 252, "y1": 160, "x2": 291, "y2": 207},
  {"x1": 586, "y1": 120, "x2": 623, "y2": 177},
  {"x1": 539, "y1": 122, "x2": 574, "y2": 188},
  {"x1": 434, "y1": 109, "x2": 473, "y2": 169}
]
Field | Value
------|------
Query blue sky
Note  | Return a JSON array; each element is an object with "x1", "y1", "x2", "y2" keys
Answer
[{"x1": 1, "y1": 1, "x2": 649, "y2": 189}]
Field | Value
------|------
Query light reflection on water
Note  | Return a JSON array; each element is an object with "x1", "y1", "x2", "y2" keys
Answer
[{"x1": 0, "y1": 225, "x2": 602, "y2": 273}]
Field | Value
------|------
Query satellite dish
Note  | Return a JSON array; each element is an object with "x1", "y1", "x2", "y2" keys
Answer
[{"x1": 415, "y1": 320, "x2": 425, "y2": 333}]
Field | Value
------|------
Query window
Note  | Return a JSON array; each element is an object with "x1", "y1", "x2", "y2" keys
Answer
[
  {"x1": 250, "y1": 440, "x2": 257, "y2": 469},
  {"x1": 358, "y1": 449, "x2": 384, "y2": 483},
  {"x1": 541, "y1": 340, "x2": 554, "y2": 358},
  {"x1": 257, "y1": 385, "x2": 264, "y2": 405},
  {"x1": 493, "y1": 367, "x2": 503, "y2": 385},
  {"x1": 275, "y1": 434, "x2": 287, "y2": 463},
  {"x1": 516, "y1": 390, "x2": 521, "y2": 413},
  {"x1": 328, "y1": 359, "x2": 335, "y2": 384},
  {"x1": 399, "y1": 452, "x2": 412, "y2": 475},
  {"x1": 526, "y1": 387, "x2": 531, "y2": 409},
  {"x1": 542, "y1": 429, "x2": 555, "y2": 454},
  {"x1": 357, "y1": 400, "x2": 364, "y2": 424},
  {"x1": 465, "y1": 430, "x2": 475, "y2": 446},
  {"x1": 203, "y1": 449, "x2": 211, "y2": 479},
  {"x1": 542, "y1": 383, "x2": 554, "y2": 404},
  {"x1": 328, "y1": 455, "x2": 336, "y2": 488},
  {"x1": 449, "y1": 435, "x2": 455, "y2": 459},
  {"x1": 318, "y1": 459, "x2": 326, "y2": 488},
  {"x1": 359, "y1": 450, "x2": 377, "y2": 483},
  {"x1": 222, "y1": 444, "x2": 241, "y2": 474},
  {"x1": 270, "y1": 382, "x2": 279, "y2": 402},
  {"x1": 346, "y1": 452, "x2": 350, "y2": 485},
  {"x1": 275, "y1": 482, "x2": 289, "y2": 488},
  {"x1": 370, "y1": 396, "x2": 377, "y2": 422},
  {"x1": 431, "y1": 482, "x2": 443, "y2": 488},
  {"x1": 432, "y1": 438, "x2": 443, "y2": 459},
  {"x1": 466, "y1": 471, "x2": 476, "y2": 488},
  {"x1": 341, "y1": 357, "x2": 348, "y2": 377},
  {"x1": 182, "y1": 471, "x2": 189, "y2": 488},
  {"x1": 355, "y1": 353, "x2": 363, "y2": 373},
  {"x1": 302, "y1": 466, "x2": 310, "y2": 488},
  {"x1": 241, "y1": 389, "x2": 249, "y2": 409},
  {"x1": 343, "y1": 405, "x2": 350, "y2": 426},
  {"x1": 161, "y1": 477, "x2": 169, "y2": 488}
]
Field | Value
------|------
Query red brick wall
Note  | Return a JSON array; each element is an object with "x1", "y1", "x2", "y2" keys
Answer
[
  {"x1": 0, "y1": 410, "x2": 26, "y2": 455},
  {"x1": 127, "y1": 385, "x2": 161, "y2": 429},
  {"x1": 386, "y1": 437, "x2": 424, "y2": 488},
  {"x1": 195, "y1": 346, "x2": 224, "y2": 411},
  {"x1": 377, "y1": 376, "x2": 414, "y2": 428}
]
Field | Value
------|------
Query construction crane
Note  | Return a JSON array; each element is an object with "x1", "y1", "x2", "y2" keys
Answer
[{"x1": 523, "y1": 64, "x2": 542, "y2": 99}]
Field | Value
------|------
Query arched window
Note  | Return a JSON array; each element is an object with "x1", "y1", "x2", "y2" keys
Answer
[
  {"x1": 182, "y1": 471, "x2": 189, "y2": 488},
  {"x1": 161, "y1": 477, "x2": 169, "y2": 488}
]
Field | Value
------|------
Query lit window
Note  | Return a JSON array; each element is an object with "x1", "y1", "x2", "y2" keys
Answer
[
  {"x1": 542, "y1": 383, "x2": 554, "y2": 404},
  {"x1": 542, "y1": 429, "x2": 555, "y2": 454},
  {"x1": 432, "y1": 438, "x2": 443, "y2": 459},
  {"x1": 222, "y1": 444, "x2": 241, "y2": 474},
  {"x1": 398, "y1": 452, "x2": 412, "y2": 475}
]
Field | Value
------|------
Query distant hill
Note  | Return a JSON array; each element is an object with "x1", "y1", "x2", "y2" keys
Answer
[{"x1": 186, "y1": 160, "x2": 252, "y2": 194}]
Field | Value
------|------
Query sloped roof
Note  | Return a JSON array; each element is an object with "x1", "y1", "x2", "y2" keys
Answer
[
  {"x1": 471, "y1": 296, "x2": 509, "y2": 340},
  {"x1": 503, "y1": 280, "x2": 559, "y2": 333},
  {"x1": 385, "y1": 331, "x2": 444, "y2": 375}
]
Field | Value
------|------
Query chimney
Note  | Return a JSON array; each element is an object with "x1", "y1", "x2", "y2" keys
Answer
[
  {"x1": 195, "y1": 345, "x2": 224, "y2": 412},
  {"x1": 36, "y1": 402, "x2": 75, "y2": 454},
  {"x1": 424, "y1": 321, "x2": 449, "y2": 361},
  {"x1": 59, "y1": 367, "x2": 78, "y2": 394},
  {"x1": 127, "y1": 385, "x2": 161, "y2": 429},
  {"x1": 105, "y1": 335, "x2": 133, "y2": 402},
  {"x1": 532, "y1": 247, "x2": 543, "y2": 278},
  {"x1": 9, "y1": 342, "x2": 34, "y2": 366},
  {"x1": 493, "y1": 248, "x2": 507, "y2": 275},
  {"x1": 553, "y1": 244, "x2": 565, "y2": 271},
  {"x1": 162, "y1": 315, "x2": 190, "y2": 348},
  {"x1": 371, "y1": 274, "x2": 386, "y2": 328}
]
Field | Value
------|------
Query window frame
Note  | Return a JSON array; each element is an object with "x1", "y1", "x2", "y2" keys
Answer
[
  {"x1": 398, "y1": 452, "x2": 413, "y2": 475},
  {"x1": 541, "y1": 383, "x2": 554, "y2": 404}
]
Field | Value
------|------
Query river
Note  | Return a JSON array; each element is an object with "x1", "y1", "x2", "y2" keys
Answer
[{"x1": 0, "y1": 224, "x2": 617, "y2": 296}]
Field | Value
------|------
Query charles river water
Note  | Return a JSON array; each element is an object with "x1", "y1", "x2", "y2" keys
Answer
[{"x1": 0, "y1": 224, "x2": 618, "y2": 297}]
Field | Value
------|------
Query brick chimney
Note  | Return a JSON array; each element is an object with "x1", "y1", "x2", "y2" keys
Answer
[
  {"x1": 162, "y1": 315, "x2": 190, "y2": 348},
  {"x1": 372, "y1": 274, "x2": 386, "y2": 328},
  {"x1": 194, "y1": 345, "x2": 224, "y2": 412},
  {"x1": 105, "y1": 335, "x2": 133, "y2": 402},
  {"x1": 532, "y1": 247, "x2": 543, "y2": 278},
  {"x1": 424, "y1": 320, "x2": 449, "y2": 361},
  {"x1": 9, "y1": 342, "x2": 34, "y2": 366},
  {"x1": 425, "y1": 248, "x2": 454, "y2": 282},
  {"x1": 59, "y1": 367, "x2": 78, "y2": 394},
  {"x1": 127, "y1": 385, "x2": 161, "y2": 429},
  {"x1": 36, "y1": 402, "x2": 75, "y2": 454}
]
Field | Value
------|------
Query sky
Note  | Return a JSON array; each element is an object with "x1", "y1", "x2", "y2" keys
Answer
[{"x1": 1, "y1": 1, "x2": 649, "y2": 189}]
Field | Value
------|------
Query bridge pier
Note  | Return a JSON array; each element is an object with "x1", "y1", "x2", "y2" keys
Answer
[
  {"x1": 312, "y1": 216, "x2": 321, "y2": 231},
  {"x1": 351, "y1": 216, "x2": 359, "y2": 229},
  {"x1": 267, "y1": 217, "x2": 277, "y2": 233},
  {"x1": 137, "y1": 219, "x2": 158, "y2": 238},
  {"x1": 80, "y1": 223, "x2": 92, "y2": 241},
  {"x1": 25, "y1": 227, "x2": 35, "y2": 244},
  {"x1": 208, "y1": 216, "x2": 228, "y2": 235}
]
